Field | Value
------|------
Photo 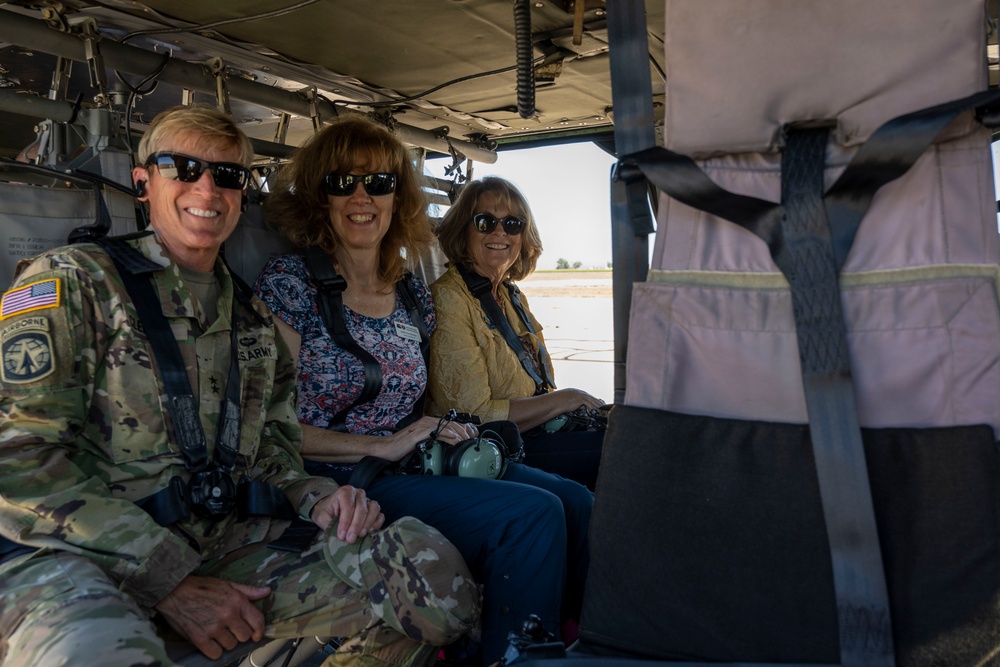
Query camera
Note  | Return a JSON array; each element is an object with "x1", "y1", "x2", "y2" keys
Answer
[
  {"x1": 542, "y1": 405, "x2": 610, "y2": 434},
  {"x1": 188, "y1": 467, "x2": 238, "y2": 520}
]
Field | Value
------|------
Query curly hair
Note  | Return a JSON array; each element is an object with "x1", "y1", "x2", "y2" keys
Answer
[
  {"x1": 436, "y1": 176, "x2": 543, "y2": 282},
  {"x1": 264, "y1": 115, "x2": 433, "y2": 285},
  {"x1": 138, "y1": 104, "x2": 253, "y2": 167}
]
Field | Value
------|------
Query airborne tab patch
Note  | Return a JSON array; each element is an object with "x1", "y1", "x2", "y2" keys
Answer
[
  {"x1": 1, "y1": 279, "x2": 60, "y2": 319},
  {"x1": 1, "y1": 319, "x2": 54, "y2": 383}
]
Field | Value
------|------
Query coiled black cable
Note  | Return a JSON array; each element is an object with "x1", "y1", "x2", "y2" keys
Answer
[{"x1": 513, "y1": 0, "x2": 535, "y2": 119}]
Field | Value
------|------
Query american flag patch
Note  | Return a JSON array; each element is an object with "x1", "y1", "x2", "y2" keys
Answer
[{"x1": 1, "y1": 279, "x2": 61, "y2": 319}]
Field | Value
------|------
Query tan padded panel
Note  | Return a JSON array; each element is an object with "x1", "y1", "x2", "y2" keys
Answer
[{"x1": 663, "y1": 0, "x2": 987, "y2": 156}]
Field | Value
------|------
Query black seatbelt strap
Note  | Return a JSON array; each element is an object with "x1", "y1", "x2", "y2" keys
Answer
[
  {"x1": 347, "y1": 455, "x2": 399, "y2": 489},
  {"x1": 91, "y1": 236, "x2": 295, "y2": 526},
  {"x1": 393, "y1": 274, "x2": 431, "y2": 430},
  {"x1": 779, "y1": 127, "x2": 894, "y2": 665},
  {"x1": 305, "y1": 248, "x2": 432, "y2": 431},
  {"x1": 237, "y1": 480, "x2": 297, "y2": 521},
  {"x1": 457, "y1": 264, "x2": 552, "y2": 395},
  {"x1": 606, "y1": 0, "x2": 657, "y2": 404},
  {"x1": 98, "y1": 237, "x2": 215, "y2": 472},
  {"x1": 505, "y1": 282, "x2": 556, "y2": 392},
  {"x1": 305, "y1": 246, "x2": 383, "y2": 431}
]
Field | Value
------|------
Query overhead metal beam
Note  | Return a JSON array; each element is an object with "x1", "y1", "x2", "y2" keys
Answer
[{"x1": 0, "y1": 8, "x2": 498, "y2": 163}]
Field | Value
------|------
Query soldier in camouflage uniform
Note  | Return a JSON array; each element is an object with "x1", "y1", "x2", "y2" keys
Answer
[{"x1": 0, "y1": 104, "x2": 479, "y2": 667}]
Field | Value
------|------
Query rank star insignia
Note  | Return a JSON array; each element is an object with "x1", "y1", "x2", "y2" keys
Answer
[{"x1": 210, "y1": 376, "x2": 221, "y2": 394}]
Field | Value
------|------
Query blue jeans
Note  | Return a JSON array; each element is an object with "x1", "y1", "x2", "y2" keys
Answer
[
  {"x1": 523, "y1": 430, "x2": 604, "y2": 491},
  {"x1": 307, "y1": 460, "x2": 592, "y2": 665}
]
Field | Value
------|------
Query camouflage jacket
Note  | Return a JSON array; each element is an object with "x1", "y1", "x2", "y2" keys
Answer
[{"x1": 0, "y1": 231, "x2": 339, "y2": 608}]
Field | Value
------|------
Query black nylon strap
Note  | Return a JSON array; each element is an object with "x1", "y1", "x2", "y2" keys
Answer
[
  {"x1": 347, "y1": 455, "x2": 399, "y2": 489},
  {"x1": 97, "y1": 238, "x2": 212, "y2": 472},
  {"x1": 506, "y1": 282, "x2": 556, "y2": 391},
  {"x1": 236, "y1": 480, "x2": 298, "y2": 521},
  {"x1": 393, "y1": 274, "x2": 431, "y2": 430},
  {"x1": 304, "y1": 247, "x2": 383, "y2": 431},
  {"x1": 606, "y1": 0, "x2": 656, "y2": 404},
  {"x1": 136, "y1": 475, "x2": 190, "y2": 526},
  {"x1": 70, "y1": 237, "x2": 295, "y2": 528},
  {"x1": 779, "y1": 127, "x2": 893, "y2": 665},
  {"x1": 456, "y1": 265, "x2": 552, "y2": 395}
]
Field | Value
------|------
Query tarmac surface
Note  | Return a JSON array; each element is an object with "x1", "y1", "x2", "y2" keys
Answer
[{"x1": 517, "y1": 271, "x2": 614, "y2": 403}]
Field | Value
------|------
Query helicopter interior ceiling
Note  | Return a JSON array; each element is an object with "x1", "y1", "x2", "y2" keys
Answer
[{"x1": 0, "y1": 0, "x2": 667, "y2": 162}]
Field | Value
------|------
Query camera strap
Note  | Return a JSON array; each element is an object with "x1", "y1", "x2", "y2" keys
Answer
[
  {"x1": 305, "y1": 247, "x2": 430, "y2": 431},
  {"x1": 90, "y1": 236, "x2": 293, "y2": 526},
  {"x1": 457, "y1": 265, "x2": 553, "y2": 395}
]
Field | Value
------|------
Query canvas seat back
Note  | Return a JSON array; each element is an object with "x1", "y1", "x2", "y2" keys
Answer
[
  {"x1": 578, "y1": 1, "x2": 1000, "y2": 665},
  {"x1": 0, "y1": 157, "x2": 139, "y2": 292}
]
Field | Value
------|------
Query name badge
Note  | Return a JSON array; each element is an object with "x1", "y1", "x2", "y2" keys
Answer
[{"x1": 395, "y1": 321, "x2": 421, "y2": 342}]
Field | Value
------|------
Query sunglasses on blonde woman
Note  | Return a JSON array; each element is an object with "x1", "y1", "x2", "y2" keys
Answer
[{"x1": 472, "y1": 212, "x2": 525, "y2": 235}]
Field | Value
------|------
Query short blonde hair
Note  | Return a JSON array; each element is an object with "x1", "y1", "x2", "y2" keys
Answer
[
  {"x1": 138, "y1": 104, "x2": 253, "y2": 166},
  {"x1": 264, "y1": 115, "x2": 432, "y2": 285},
  {"x1": 436, "y1": 176, "x2": 543, "y2": 282}
]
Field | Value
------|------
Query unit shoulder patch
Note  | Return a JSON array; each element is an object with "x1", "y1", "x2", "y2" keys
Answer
[{"x1": 1, "y1": 317, "x2": 54, "y2": 383}]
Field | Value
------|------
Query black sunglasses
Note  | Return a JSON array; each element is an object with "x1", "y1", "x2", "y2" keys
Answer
[
  {"x1": 473, "y1": 212, "x2": 525, "y2": 236},
  {"x1": 145, "y1": 152, "x2": 250, "y2": 191},
  {"x1": 322, "y1": 172, "x2": 397, "y2": 197}
]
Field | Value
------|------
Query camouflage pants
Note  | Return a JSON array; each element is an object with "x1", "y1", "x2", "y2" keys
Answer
[{"x1": 0, "y1": 517, "x2": 479, "y2": 667}]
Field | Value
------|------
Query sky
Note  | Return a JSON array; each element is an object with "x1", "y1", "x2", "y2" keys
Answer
[{"x1": 426, "y1": 142, "x2": 618, "y2": 270}]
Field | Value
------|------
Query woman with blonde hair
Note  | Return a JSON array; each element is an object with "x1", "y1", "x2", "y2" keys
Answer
[{"x1": 431, "y1": 176, "x2": 605, "y2": 490}]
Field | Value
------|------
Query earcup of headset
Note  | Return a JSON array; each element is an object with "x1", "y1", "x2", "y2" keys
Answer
[
  {"x1": 444, "y1": 438, "x2": 508, "y2": 479},
  {"x1": 417, "y1": 440, "x2": 444, "y2": 476}
]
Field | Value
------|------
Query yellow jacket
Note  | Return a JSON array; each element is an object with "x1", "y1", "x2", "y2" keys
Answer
[{"x1": 428, "y1": 265, "x2": 553, "y2": 422}]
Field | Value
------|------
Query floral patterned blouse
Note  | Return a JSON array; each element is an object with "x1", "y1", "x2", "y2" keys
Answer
[{"x1": 254, "y1": 253, "x2": 435, "y2": 437}]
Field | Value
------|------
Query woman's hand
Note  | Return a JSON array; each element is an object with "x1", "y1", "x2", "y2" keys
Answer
[
  {"x1": 430, "y1": 417, "x2": 479, "y2": 446},
  {"x1": 508, "y1": 388, "x2": 607, "y2": 432},
  {"x1": 380, "y1": 415, "x2": 477, "y2": 460},
  {"x1": 311, "y1": 485, "x2": 385, "y2": 542},
  {"x1": 555, "y1": 388, "x2": 605, "y2": 413}
]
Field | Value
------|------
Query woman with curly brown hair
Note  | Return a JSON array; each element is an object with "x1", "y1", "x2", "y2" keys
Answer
[{"x1": 254, "y1": 116, "x2": 591, "y2": 666}]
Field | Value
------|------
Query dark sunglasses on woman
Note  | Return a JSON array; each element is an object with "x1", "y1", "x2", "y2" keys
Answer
[
  {"x1": 145, "y1": 152, "x2": 251, "y2": 190},
  {"x1": 473, "y1": 212, "x2": 525, "y2": 235},
  {"x1": 322, "y1": 172, "x2": 397, "y2": 197}
]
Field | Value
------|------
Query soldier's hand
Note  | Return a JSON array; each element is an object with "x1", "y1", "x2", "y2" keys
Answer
[
  {"x1": 311, "y1": 485, "x2": 385, "y2": 543},
  {"x1": 155, "y1": 575, "x2": 270, "y2": 660}
]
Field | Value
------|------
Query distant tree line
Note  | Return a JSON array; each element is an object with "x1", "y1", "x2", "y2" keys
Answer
[{"x1": 554, "y1": 258, "x2": 613, "y2": 270}]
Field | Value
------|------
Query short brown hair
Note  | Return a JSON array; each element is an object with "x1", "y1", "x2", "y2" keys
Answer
[
  {"x1": 436, "y1": 176, "x2": 543, "y2": 282},
  {"x1": 265, "y1": 115, "x2": 432, "y2": 285},
  {"x1": 138, "y1": 104, "x2": 253, "y2": 167}
]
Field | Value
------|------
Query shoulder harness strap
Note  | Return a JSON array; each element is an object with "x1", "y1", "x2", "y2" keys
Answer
[
  {"x1": 393, "y1": 272, "x2": 432, "y2": 430},
  {"x1": 457, "y1": 264, "x2": 552, "y2": 395},
  {"x1": 304, "y1": 246, "x2": 383, "y2": 431},
  {"x1": 86, "y1": 235, "x2": 294, "y2": 526}
]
